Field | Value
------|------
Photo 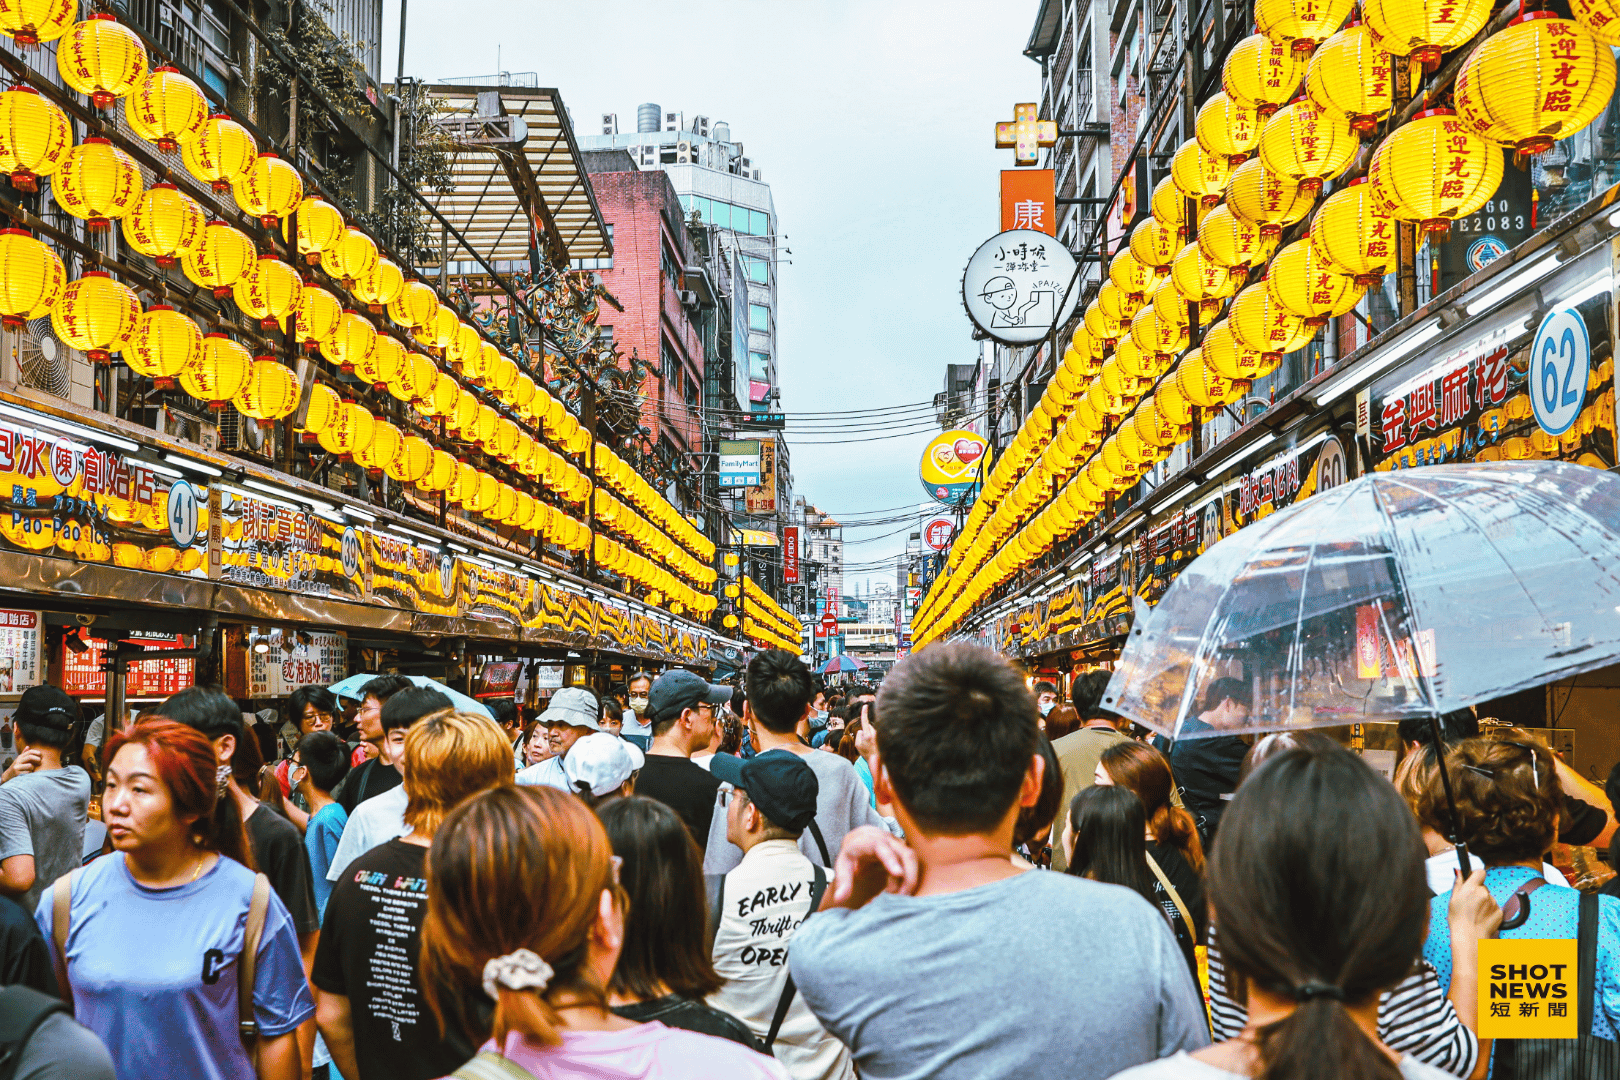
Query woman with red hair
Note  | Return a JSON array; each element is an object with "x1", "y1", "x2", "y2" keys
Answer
[{"x1": 35, "y1": 718, "x2": 312, "y2": 1080}]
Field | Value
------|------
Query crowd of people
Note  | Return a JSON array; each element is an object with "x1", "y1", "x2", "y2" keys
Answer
[{"x1": 1, "y1": 643, "x2": 1618, "y2": 1080}]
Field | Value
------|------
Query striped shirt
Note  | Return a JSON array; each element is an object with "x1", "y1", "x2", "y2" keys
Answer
[{"x1": 1206, "y1": 929, "x2": 1477, "y2": 1078}]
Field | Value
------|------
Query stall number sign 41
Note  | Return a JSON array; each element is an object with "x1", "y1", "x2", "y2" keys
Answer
[{"x1": 1531, "y1": 307, "x2": 1589, "y2": 437}]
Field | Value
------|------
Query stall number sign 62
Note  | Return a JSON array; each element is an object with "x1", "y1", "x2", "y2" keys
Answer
[{"x1": 1531, "y1": 307, "x2": 1589, "y2": 438}]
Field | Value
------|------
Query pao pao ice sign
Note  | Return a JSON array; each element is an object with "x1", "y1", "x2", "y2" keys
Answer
[{"x1": 962, "y1": 229, "x2": 1081, "y2": 346}]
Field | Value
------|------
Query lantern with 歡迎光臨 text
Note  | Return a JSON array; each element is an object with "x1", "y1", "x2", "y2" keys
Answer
[
  {"x1": 1267, "y1": 237, "x2": 1366, "y2": 326},
  {"x1": 1370, "y1": 108, "x2": 1503, "y2": 234},
  {"x1": 1310, "y1": 178, "x2": 1396, "y2": 285},
  {"x1": 1454, "y1": 14, "x2": 1617, "y2": 156},
  {"x1": 53, "y1": 137, "x2": 142, "y2": 232}
]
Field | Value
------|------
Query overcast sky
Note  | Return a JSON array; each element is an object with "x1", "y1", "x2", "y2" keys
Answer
[{"x1": 386, "y1": 1, "x2": 1039, "y2": 593}]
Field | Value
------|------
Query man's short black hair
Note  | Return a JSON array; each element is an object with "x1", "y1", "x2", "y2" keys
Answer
[
  {"x1": 488, "y1": 699, "x2": 517, "y2": 729},
  {"x1": 1034, "y1": 681, "x2": 1058, "y2": 696},
  {"x1": 295, "y1": 731, "x2": 350, "y2": 792},
  {"x1": 1202, "y1": 676, "x2": 1252, "y2": 714},
  {"x1": 875, "y1": 643, "x2": 1040, "y2": 834},
  {"x1": 1070, "y1": 670, "x2": 1112, "y2": 721},
  {"x1": 745, "y1": 650, "x2": 815, "y2": 734},
  {"x1": 160, "y1": 686, "x2": 243, "y2": 740},
  {"x1": 286, "y1": 685, "x2": 338, "y2": 726},
  {"x1": 381, "y1": 687, "x2": 453, "y2": 733},
  {"x1": 361, "y1": 674, "x2": 414, "y2": 705}
]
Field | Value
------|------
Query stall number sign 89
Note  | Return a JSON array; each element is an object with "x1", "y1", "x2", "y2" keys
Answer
[{"x1": 1452, "y1": 200, "x2": 1527, "y2": 234}]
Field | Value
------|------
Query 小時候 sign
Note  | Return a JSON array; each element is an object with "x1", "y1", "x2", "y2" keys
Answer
[{"x1": 961, "y1": 229, "x2": 1081, "y2": 346}]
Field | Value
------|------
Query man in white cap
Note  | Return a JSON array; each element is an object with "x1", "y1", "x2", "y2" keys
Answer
[
  {"x1": 562, "y1": 731, "x2": 644, "y2": 804},
  {"x1": 516, "y1": 687, "x2": 603, "y2": 790}
]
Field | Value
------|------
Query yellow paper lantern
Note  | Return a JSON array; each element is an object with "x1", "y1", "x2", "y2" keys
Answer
[
  {"x1": 292, "y1": 285, "x2": 342, "y2": 351},
  {"x1": 1154, "y1": 273, "x2": 1223, "y2": 326},
  {"x1": 319, "y1": 309, "x2": 379, "y2": 374},
  {"x1": 233, "y1": 358, "x2": 301, "y2": 420},
  {"x1": 1087, "y1": 375, "x2": 1134, "y2": 418},
  {"x1": 1099, "y1": 355, "x2": 1146, "y2": 402},
  {"x1": 491, "y1": 484, "x2": 518, "y2": 523},
  {"x1": 354, "y1": 258, "x2": 404, "y2": 313},
  {"x1": 56, "y1": 14, "x2": 146, "y2": 108},
  {"x1": 390, "y1": 436, "x2": 434, "y2": 485},
  {"x1": 125, "y1": 304, "x2": 199, "y2": 388},
  {"x1": 0, "y1": 229, "x2": 64, "y2": 329},
  {"x1": 1223, "y1": 33, "x2": 1306, "y2": 117},
  {"x1": 1225, "y1": 157, "x2": 1315, "y2": 239},
  {"x1": 122, "y1": 183, "x2": 205, "y2": 268},
  {"x1": 449, "y1": 388, "x2": 479, "y2": 435},
  {"x1": 449, "y1": 321, "x2": 485, "y2": 377},
  {"x1": 421, "y1": 449, "x2": 456, "y2": 491},
  {"x1": 1370, "y1": 107, "x2": 1503, "y2": 234},
  {"x1": 124, "y1": 65, "x2": 206, "y2": 152},
  {"x1": 1229, "y1": 283, "x2": 1313, "y2": 362},
  {"x1": 1175, "y1": 350, "x2": 1245, "y2": 408},
  {"x1": 1255, "y1": 0, "x2": 1355, "y2": 55},
  {"x1": 1156, "y1": 380, "x2": 1196, "y2": 427},
  {"x1": 1310, "y1": 177, "x2": 1396, "y2": 285},
  {"x1": 1096, "y1": 279, "x2": 1141, "y2": 325},
  {"x1": 231, "y1": 152, "x2": 303, "y2": 229},
  {"x1": 182, "y1": 113, "x2": 257, "y2": 194},
  {"x1": 317, "y1": 402, "x2": 375, "y2": 459},
  {"x1": 1454, "y1": 14, "x2": 1617, "y2": 156},
  {"x1": 1171, "y1": 243, "x2": 1236, "y2": 303},
  {"x1": 1571, "y1": 0, "x2": 1620, "y2": 44},
  {"x1": 53, "y1": 137, "x2": 142, "y2": 232},
  {"x1": 233, "y1": 255, "x2": 301, "y2": 330},
  {"x1": 181, "y1": 219, "x2": 255, "y2": 298},
  {"x1": 1084, "y1": 297, "x2": 1126, "y2": 347},
  {"x1": 486, "y1": 346, "x2": 518, "y2": 394},
  {"x1": 1116, "y1": 334, "x2": 1172, "y2": 382},
  {"x1": 1195, "y1": 92, "x2": 1262, "y2": 166},
  {"x1": 1267, "y1": 238, "x2": 1366, "y2": 326},
  {"x1": 283, "y1": 196, "x2": 345, "y2": 265},
  {"x1": 51, "y1": 271, "x2": 138, "y2": 364},
  {"x1": 355, "y1": 420, "x2": 403, "y2": 478},
  {"x1": 355, "y1": 332, "x2": 406, "y2": 390},
  {"x1": 1133, "y1": 396, "x2": 1185, "y2": 448},
  {"x1": 1150, "y1": 176, "x2": 1188, "y2": 231},
  {"x1": 1130, "y1": 216, "x2": 1184, "y2": 273},
  {"x1": 1170, "y1": 138, "x2": 1230, "y2": 209},
  {"x1": 423, "y1": 374, "x2": 459, "y2": 419},
  {"x1": 509, "y1": 372, "x2": 537, "y2": 412},
  {"x1": 1197, "y1": 202, "x2": 1272, "y2": 269},
  {"x1": 0, "y1": 86, "x2": 69, "y2": 192},
  {"x1": 390, "y1": 351, "x2": 438, "y2": 404},
  {"x1": 387, "y1": 278, "x2": 438, "y2": 330},
  {"x1": 1307, "y1": 24, "x2": 1395, "y2": 133},
  {"x1": 295, "y1": 383, "x2": 341, "y2": 441},
  {"x1": 1203, "y1": 318, "x2": 1278, "y2": 382},
  {"x1": 1363, "y1": 0, "x2": 1491, "y2": 70},
  {"x1": 420, "y1": 305, "x2": 460, "y2": 352},
  {"x1": 470, "y1": 403, "x2": 499, "y2": 448},
  {"x1": 0, "y1": 0, "x2": 75, "y2": 44},
  {"x1": 1131, "y1": 288, "x2": 1189, "y2": 362},
  {"x1": 1108, "y1": 249, "x2": 1161, "y2": 302},
  {"x1": 447, "y1": 461, "x2": 478, "y2": 506},
  {"x1": 330, "y1": 227, "x2": 378, "y2": 283},
  {"x1": 1257, "y1": 98, "x2": 1359, "y2": 196},
  {"x1": 180, "y1": 333, "x2": 251, "y2": 409}
]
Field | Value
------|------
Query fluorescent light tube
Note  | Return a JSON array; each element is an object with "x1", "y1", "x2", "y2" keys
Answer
[
  {"x1": 1464, "y1": 252, "x2": 1560, "y2": 316},
  {"x1": 162, "y1": 453, "x2": 223, "y2": 477},
  {"x1": 1311, "y1": 321, "x2": 1441, "y2": 408}
]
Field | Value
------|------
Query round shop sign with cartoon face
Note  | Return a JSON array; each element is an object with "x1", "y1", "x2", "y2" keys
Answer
[
  {"x1": 961, "y1": 229, "x2": 1082, "y2": 346},
  {"x1": 921, "y1": 430, "x2": 991, "y2": 505}
]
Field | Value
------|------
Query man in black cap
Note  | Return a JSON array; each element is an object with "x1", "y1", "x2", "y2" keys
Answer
[
  {"x1": 0, "y1": 685, "x2": 90, "y2": 912},
  {"x1": 707, "y1": 752, "x2": 852, "y2": 1080},
  {"x1": 633, "y1": 670, "x2": 731, "y2": 843}
]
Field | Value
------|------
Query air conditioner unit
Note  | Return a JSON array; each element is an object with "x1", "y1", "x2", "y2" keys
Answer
[
  {"x1": 10, "y1": 318, "x2": 76, "y2": 399},
  {"x1": 739, "y1": 157, "x2": 751, "y2": 173},
  {"x1": 663, "y1": 110, "x2": 683, "y2": 132},
  {"x1": 601, "y1": 112, "x2": 618, "y2": 135},
  {"x1": 692, "y1": 115, "x2": 709, "y2": 137},
  {"x1": 678, "y1": 290, "x2": 699, "y2": 308},
  {"x1": 675, "y1": 140, "x2": 693, "y2": 164},
  {"x1": 638, "y1": 145, "x2": 657, "y2": 167},
  {"x1": 752, "y1": 169, "x2": 762, "y2": 181}
]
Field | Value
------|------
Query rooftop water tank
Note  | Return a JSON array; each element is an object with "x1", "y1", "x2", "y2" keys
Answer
[{"x1": 637, "y1": 103, "x2": 661, "y2": 134}]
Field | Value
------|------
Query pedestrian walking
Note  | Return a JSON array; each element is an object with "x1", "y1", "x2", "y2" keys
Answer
[
  {"x1": 289, "y1": 732, "x2": 349, "y2": 921},
  {"x1": 634, "y1": 670, "x2": 729, "y2": 843},
  {"x1": 515, "y1": 687, "x2": 604, "y2": 789},
  {"x1": 621, "y1": 671, "x2": 655, "y2": 752},
  {"x1": 38, "y1": 719, "x2": 312, "y2": 1080},
  {"x1": 520, "y1": 719, "x2": 553, "y2": 769},
  {"x1": 0, "y1": 686, "x2": 91, "y2": 912},
  {"x1": 332, "y1": 675, "x2": 413, "y2": 812},
  {"x1": 563, "y1": 731, "x2": 642, "y2": 806},
  {"x1": 418, "y1": 785, "x2": 786, "y2": 1079},
  {"x1": 1150, "y1": 679, "x2": 1251, "y2": 847},
  {"x1": 1047, "y1": 670, "x2": 1124, "y2": 872}
]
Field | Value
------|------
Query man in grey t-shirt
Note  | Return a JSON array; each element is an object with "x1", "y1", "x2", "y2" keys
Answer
[
  {"x1": 789, "y1": 644, "x2": 1207, "y2": 1080},
  {"x1": 0, "y1": 686, "x2": 91, "y2": 912}
]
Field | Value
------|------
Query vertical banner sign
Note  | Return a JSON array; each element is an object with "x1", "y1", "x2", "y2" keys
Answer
[
  {"x1": 1000, "y1": 170, "x2": 1056, "y2": 236},
  {"x1": 0, "y1": 610, "x2": 41, "y2": 692},
  {"x1": 1478, "y1": 938, "x2": 1577, "y2": 1039},
  {"x1": 783, "y1": 526, "x2": 800, "y2": 583},
  {"x1": 746, "y1": 440, "x2": 778, "y2": 513},
  {"x1": 718, "y1": 441, "x2": 761, "y2": 489},
  {"x1": 1355, "y1": 604, "x2": 1383, "y2": 679}
]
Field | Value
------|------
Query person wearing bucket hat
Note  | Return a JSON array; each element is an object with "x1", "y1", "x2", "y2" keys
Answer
[
  {"x1": 563, "y1": 732, "x2": 645, "y2": 805},
  {"x1": 707, "y1": 751, "x2": 853, "y2": 1080},
  {"x1": 0, "y1": 685, "x2": 90, "y2": 912},
  {"x1": 516, "y1": 687, "x2": 603, "y2": 791},
  {"x1": 635, "y1": 671, "x2": 730, "y2": 843}
]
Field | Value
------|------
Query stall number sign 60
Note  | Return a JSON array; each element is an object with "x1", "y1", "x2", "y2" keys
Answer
[{"x1": 1531, "y1": 307, "x2": 1589, "y2": 438}]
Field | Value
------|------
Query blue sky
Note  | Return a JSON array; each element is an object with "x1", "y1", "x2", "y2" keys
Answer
[{"x1": 389, "y1": 1, "x2": 1039, "y2": 591}]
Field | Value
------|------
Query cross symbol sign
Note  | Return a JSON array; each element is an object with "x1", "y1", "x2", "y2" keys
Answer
[{"x1": 996, "y1": 104, "x2": 1057, "y2": 166}]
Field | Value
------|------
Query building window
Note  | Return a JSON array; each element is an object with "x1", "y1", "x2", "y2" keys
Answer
[
  {"x1": 661, "y1": 246, "x2": 679, "y2": 291},
  {"x1": 571, "y1": 223, "x2": 614, "y2": 270},
  {"x1": 600, "y1": 326, "x2": 614, "y2": 349},
  {"x1": 683, "y1": 195, "x2": 769, "y2": 237},
  {"x1": 749, "y1": 304, "x2": 770, "y2": 332},
  {"x1": 750, "y1": 350, "x2": 770, "y2": 380},
  {"x1": 744, "y1": 256, "x2": 769, "y2": 284},
  {"x1": 662, "y1": 342, "x2": 681, "y2": 397}
]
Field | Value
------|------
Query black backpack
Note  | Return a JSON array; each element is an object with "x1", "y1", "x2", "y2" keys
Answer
[{"x1": 0, "y1": 985, "x2": 67, "y2": 1080}]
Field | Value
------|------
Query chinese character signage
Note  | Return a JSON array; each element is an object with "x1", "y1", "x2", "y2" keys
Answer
[
  {"x1": 63, "y1": 632, "x2": 195, "y2": 699},
  {"x1": 247, "y1": 631, "x2": 347, "y2": 698},
  {"x1": 719, "y1": 441, "x2": 761, "y2": 488},
  {"x1": 1001, "y1": 170, "x2": 1055, "y2": 236},
  {"x1": 961, "y1": 229, "x2": 1082, "y2": 346},
  {"x1": 1478, "y1": 938, "x2": 1578, "y2": 1040},
  {"x1": 0, "y1": 609, "x2": 41, "y2": 692},
  {"x1": 746, "y1": 439, "x2": 777, "y2": 513},
  {"x1": 920, "y1": 430, "x2": 990, "y2": 505},
  {"x1": 783, "y1": 526, "x2": 799, "y2": 583},
  {"x1": 216, "y1": 490, "x2": 367, "y2": 603}
]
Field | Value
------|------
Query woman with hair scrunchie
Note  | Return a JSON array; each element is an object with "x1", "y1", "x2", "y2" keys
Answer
[{"x1": 420, "y1": 785, "x2": 786, "y2": 1078}]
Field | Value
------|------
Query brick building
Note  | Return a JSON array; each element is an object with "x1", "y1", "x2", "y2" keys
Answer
[{"x1": 581, "y1": 153, "x2": 707, "y2": 490}]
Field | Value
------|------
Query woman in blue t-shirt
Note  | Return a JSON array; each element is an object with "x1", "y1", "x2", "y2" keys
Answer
[{"x1": 37, "y1": 718, "x2": 313, "y2": 1080}]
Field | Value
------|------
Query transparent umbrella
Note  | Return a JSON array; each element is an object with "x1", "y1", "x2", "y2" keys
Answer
[{"x1": 1103, "y1": 461, "x2": 1620, "y2": 739}]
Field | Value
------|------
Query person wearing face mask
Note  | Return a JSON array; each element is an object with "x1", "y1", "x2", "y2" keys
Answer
[
  {"x1": 1033, "y1": 681, "x2": 1059, "y2": 729},
  {"x1": 622, "y1": 673, "x2": 655, "y2": 752}
]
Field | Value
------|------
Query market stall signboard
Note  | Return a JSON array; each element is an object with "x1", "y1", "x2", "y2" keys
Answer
[{"x1": 248, "y1": 631, "x2": 348, "y2": 698}]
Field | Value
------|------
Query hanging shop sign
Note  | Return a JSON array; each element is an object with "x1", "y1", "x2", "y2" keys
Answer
[
  {"x1": 1001, "y1": 170, "x2": 1056, "y2": 235},
  {"x1": 783, "y1": 526, "x2": 800, "y2": 583},
  {"x1": 961, "y1": 228, "x2": 1082, "y2": 345},
  {"x1": 474, "y1": 661, "x2": 521, "y2": 699},
  {"x1": 920, "y1": 430, "x2": 990, "y2": 504},
  {"x1": 719, "y1": 440, "x2": 762, "y2": 488},
  {"x1": 921, "y1": 510, "x2": 956, "y2": 551},
  {"x1": 216, "y1": 489, "x2": 366, "y2": 603},
  {"x1": 63, "y1": 632, "x2": 195, "y2": 699},
  {"x1": 247, "y1": 630, "x2": 347, "y2": 698},
  {"x1": 746, "y1": 439, "x2": 778, "y2": 513},
  {"x1": 0, "y1": 609, "x2": 42, "y2": 693}
]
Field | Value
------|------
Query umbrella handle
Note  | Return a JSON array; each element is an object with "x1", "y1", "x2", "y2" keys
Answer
[{"x1": 1426, "y1": 711, "x2": 1472, "y2": 878}]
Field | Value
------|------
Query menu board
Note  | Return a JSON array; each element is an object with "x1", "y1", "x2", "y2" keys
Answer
[
  {"x1": 62, "y1": 633, "x2": 195, "y2": 699},
  {"x1": 0, "y1": 609, "x2": 42, "y2": 693},
  {"x1": 247, "y1": 631, "x2": 348, "y2": 698}
]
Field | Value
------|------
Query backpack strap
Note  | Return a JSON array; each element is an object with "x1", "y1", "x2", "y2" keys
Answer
[
  {"x1": 0, "y1": 985, "x2": 68, "y2": 1080},
  {"x1": 806, "y1": 820, "x2": 831, "y2": 868},
  {"x1": 451, "y1": 1051, "x2": 541, "y2": 1080},
  {"x1": 1144, "y1": 851, "x2": 1197, "y2": 942},
  {"x1": 1578, "y1": 890, "x2": 1598, "y2": 1040},
  {"x1": 49, "y1": 868, "x2": 81, "y2": 1013},
  {"x1": 238, "y1": 873, "x2": 272, "y2": 1045},
  {"x1": 764, "y1": 863, "x2": 827, "y2": 1052}
]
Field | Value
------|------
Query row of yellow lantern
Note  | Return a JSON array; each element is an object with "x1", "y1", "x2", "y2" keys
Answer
[
  {"x1": 594, "y1": 445, "x2": 715, "y2": 562},
  {"x1": 594, "y1": 534, "x2": 716, "y2": 618},
  {"x1": 741, "y1": 615, "x2": 799, "y2": 652},
  {"x1": 594, "y1": 488, "x2": 716, "y2": 587},
  {"x1": 742, "y1": 574, "x2": 803, "y2": 639},
  {"x1": 743, "y1": 596, "x2": 801, "y2": 646}
]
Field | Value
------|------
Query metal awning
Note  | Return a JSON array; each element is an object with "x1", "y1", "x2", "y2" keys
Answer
[{"x1": 424, "y1": 84, "x2": 612, "y2": 268}]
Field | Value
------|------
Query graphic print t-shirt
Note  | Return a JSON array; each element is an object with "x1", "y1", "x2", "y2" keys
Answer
[{"x1": 312, "y1": 839, "x2": 475, "y2": 1080}]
